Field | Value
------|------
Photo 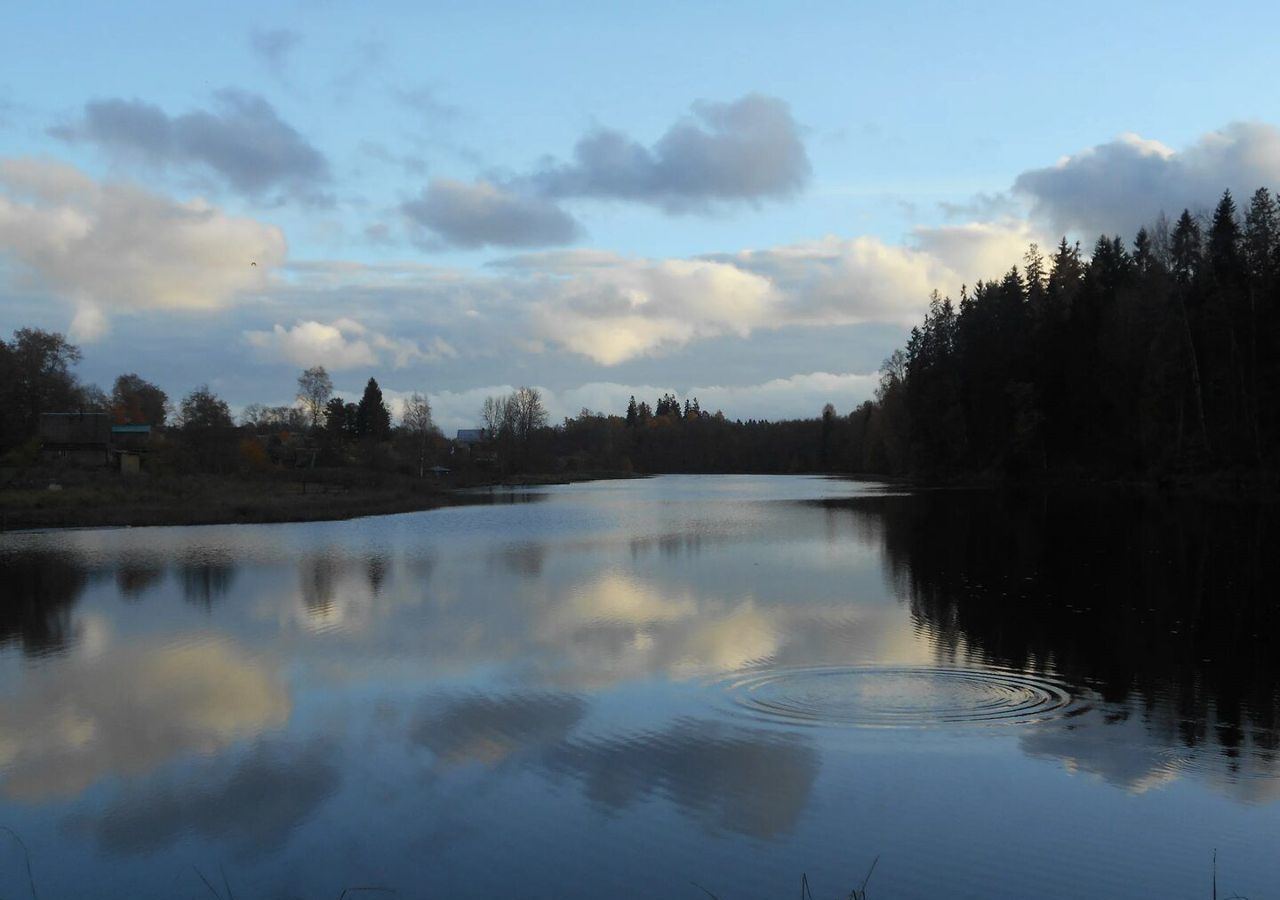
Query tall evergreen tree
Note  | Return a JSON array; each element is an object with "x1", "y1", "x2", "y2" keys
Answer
[
  {"x1": 356, "y1": 378, "x2": 391, "y2": 440},
  {"x1": 1244, "y1": 188, "x2": 1278, "y2": 283},
  {"x1": 1171, "y1": 210, "x2": 1203, "y2": 284}
]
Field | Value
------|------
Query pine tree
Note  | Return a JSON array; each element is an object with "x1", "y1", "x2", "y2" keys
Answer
[
  {"x1": 1244, "y1": 188, "x2": 1277, "y2": 284},
  {"x1": 356, "y1": 377, "x2": 391, "y2": 440},
  {"x1": 1171, "y1": 210, "x2": 1203, "y2": 284},
  {"x1": 1208, "y1": 190, "x2": 1243, "y2": 285}
]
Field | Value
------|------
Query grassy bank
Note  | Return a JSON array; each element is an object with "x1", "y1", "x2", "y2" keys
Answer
[{"x1": 0, "y1": 468, "x2": 638, "y2": 531}]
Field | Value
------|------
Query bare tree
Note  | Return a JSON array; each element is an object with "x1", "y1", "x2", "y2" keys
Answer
[
  {"x1": 510, "y1": 386, "x2": 547, "y2": 440},
  {"x1": 481, "y1": 395, "x2": 506, "y2": 437},
  {"x1": 402, "y1": 392, "x2": 435, "y2": 477},
  {"x1": 296, "y1": 366, "x2": 333, "y2": 430}
]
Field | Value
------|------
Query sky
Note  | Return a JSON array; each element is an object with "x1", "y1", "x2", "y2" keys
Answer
[{"x1": 3, "y1": 0, "x2": 1280, "y2": 433}]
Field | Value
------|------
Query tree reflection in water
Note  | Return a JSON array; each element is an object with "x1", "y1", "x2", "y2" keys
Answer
[{"x1": 814, "y1": 489, "x2": 1280, "y2": 791}]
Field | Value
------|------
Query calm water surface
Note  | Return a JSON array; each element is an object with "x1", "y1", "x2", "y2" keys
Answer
[{"x1": 2, "y1": 475, "x2": 1279, "y2": 898}]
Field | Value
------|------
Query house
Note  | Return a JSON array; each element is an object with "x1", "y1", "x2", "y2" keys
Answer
[
  {"x1": 454, "y1": 427, "x2": 497, "y2": 466},
  {"x1": 455, "y1": 428, "x2": 488, "y2": 444},
  {"x1": 39, "y1": 413, "x2": 111, "y2": 466}
]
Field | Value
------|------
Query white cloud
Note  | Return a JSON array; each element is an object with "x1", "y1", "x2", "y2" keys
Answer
[
  {"x1": 69, "y1": 302, "x2": 111, "y2": 342},
  {"x1": 500, "y1": 224, "x2": 1032, "y2": 365},
  {"x1": 243, "y1": 317, "x2": 452, "y2": 370},
  {"x1": 0, "y1": 158, "x2": 285, "y2": 340},
  {"x1": 911, "y1": 219, "x2": 1045, "y2": 285},
  {"x1": 525, "y1": 254, "x2": 779, "y2": 365},
  {"x1": 1014, "y1": 121, "x2": 1280, "y2": 238}
]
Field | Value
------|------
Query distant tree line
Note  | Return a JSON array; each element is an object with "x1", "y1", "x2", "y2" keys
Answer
[{"x1": 0, "y1": 342, "x2": 441, "y2": 475}]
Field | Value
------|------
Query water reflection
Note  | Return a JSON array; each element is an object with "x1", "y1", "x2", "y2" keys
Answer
[
  {"x1": 817, "y1": 489, "x2": 1280, "y2": 796},
  {"x1": 179, "y1": 550, "x2": 237, "y2": 609},
  {"x1": 366, "y1": 554, "x2": 389, "y2": 595},
  {"x1": 0, "y1": 637, "x2": 288, "y2": 801},
  {"x1": 0, "y1": 550, "x2": 95, "y2": 655},
  {"x1": 543, "y1": 720, "x2": 818, "y2": 839},
  {"x1": 409, "y1": 693, "x2": 587, "y2": 769},
  {"x1": 3, "y1": 477, "x2": 1280, "y2": 900},
  {"x1": 292, "y1": 551, "x2": 411, "y2": 633},
  {"x1": 79, "y1": 738, "x2": 339, "y2": 857},
  {"x1": 115, "y1": 554, "x2": 166, "y2": 600},
  {"x1": 489, "y1": 541, "x2": 548, "y2": 577}
]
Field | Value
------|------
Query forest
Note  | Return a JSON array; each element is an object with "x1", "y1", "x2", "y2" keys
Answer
[
  {"x1": 4, "y1": 186, "x2": 1280, "y2": 482},
  {"x1": 877, "y1": 188, "x2": 1280, "y2": 477}
]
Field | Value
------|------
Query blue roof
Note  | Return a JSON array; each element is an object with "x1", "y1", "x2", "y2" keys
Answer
[{"x1": 111, "y1": 424, "x2": 152, "y2": 433}]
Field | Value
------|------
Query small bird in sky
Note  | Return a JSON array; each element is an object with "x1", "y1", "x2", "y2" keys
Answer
[{"x1": 250, "y1": 261, "x2": 257, "y2": 267}]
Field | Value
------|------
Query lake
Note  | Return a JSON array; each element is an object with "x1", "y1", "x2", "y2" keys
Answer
[{"x1": 2, "y1": 475, "x2": 1278, "y2": 899}]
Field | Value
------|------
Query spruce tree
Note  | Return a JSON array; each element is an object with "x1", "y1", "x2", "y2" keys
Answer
[{"x1": 356, "y1": 377, "x2": 391, "y2": 440}]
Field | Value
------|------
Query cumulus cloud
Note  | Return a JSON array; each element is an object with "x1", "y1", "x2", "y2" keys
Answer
[
  {"x1": 911, "y1": 219, "x2": 1045, "y2": 284},
  {"x1": 243, "y1": 317, "x2": 454, "y2": 369},
  {"x1": 1014, "y1": 122, "x2": 1280, "y2": 239},
  {"x1": 532, "y1": 94, "x2": 810, "y2": 212},
  {"x1": 709, "y1": 236, "x2": 948, "y2": 328},
  {"x1": 522, "y1": 254, "x2": 779, "y2": 364},
  {"x1": 500, "y1": 225, "x2": 1029, "y2": 365},
  {"x1": 50, "y1": 90, "x2": 331, "y2": 204},
  {"x1": 402, "y1": 178, "x2": 582, "y2": 249},
  {"x1": 258, "y1": 220, "x2": 1028, "y2": 384},
  {"x1": 395, "y1": 94, "x2": 807, "y2": 249},
  {"x1": 0, "y1": 158, "x2": 286, "y2": 339}
]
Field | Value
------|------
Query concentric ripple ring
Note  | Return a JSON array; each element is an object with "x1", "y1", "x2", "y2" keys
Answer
[{"x1": 718, "y1": 665, "x2": 1075, "y2": 728}]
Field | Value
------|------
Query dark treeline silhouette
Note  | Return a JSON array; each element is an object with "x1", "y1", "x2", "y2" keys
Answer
[
  {"x1": 879, "y1": 188, "x2": 1280, "y2": 476},
  {"x1": 818, "y1": 488, "x2": 1280, "y2": 757},
  {"x1": 546, "y1": 398, "x2": 882, "y2": 474},
  {"x1": 0, "y1": 334, "x2": 441, "y2": 477}
]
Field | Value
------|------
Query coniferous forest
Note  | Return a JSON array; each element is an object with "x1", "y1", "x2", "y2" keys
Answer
[{"x1": 876, "y1": 188, "x2": 1280, "y2": 478}]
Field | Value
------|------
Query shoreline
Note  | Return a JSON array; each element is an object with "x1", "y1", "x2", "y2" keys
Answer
[
  {"x1": 5, "y1": 467, "x2": 1276, "y2": 533},
  {"x1": 0, "y1": 470, "x2": 640, "y2": 532}
]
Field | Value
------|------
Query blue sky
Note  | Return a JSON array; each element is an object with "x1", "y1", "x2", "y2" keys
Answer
[{"x1": 3, "y1": 0, "x2": 1280, "y2": 430}]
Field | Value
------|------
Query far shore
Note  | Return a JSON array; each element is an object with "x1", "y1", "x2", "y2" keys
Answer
[{"x1": 0, "y1": 469, "x2": 639, "y2": 532}]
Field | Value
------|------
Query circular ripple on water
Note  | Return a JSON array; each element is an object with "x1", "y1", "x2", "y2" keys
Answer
[{"x1": 719, "y1": 665, "x2": 1075, "y2": 729}]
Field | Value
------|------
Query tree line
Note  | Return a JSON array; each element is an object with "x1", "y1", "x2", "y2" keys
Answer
[
  {"x1": 0, "y1": 340, "x2": 442, "y2": 474},
  {"x1": 871, "y1": 188, "x2": 1280, "y2": 477}
]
